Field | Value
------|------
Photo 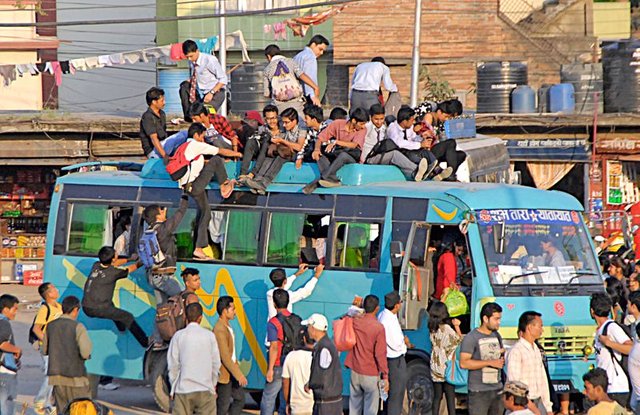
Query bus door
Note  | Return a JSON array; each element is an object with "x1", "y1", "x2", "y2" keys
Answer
[{"x1": 398, "y1": 221, "x2": 432, "y2": 330}]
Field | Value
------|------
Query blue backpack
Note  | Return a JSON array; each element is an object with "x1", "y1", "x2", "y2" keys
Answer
[{"x1": 138, "y1": 224, "x2": 165, "y2": 269}]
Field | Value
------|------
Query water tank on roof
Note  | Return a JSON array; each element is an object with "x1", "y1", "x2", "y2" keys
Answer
[
  {"x1": 476, "y1": 62, "x2": 528, "y2": 113},
  {"x1": 549, "y1": 83, "x2": 575, "y2": 113},
  {"x1": 511, "y1": 85, "x2": 536, "y2": 113},
  {"x1": 157, "y1": 67, "x2": 189, "y2": 115},
  {"x1": 561, "y1": 63, "x2": 603, "y2": 114},
  {"x1": 229, "y1": 63, "x2": 271, "y2": 115},
  {"x1": 602, "y1": 39, "x2": 640, "y2": 113}
]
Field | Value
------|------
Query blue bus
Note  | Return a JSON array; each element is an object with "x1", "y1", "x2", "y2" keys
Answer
[{"x1": 44, "y1": 159, "x2": 602, "y2": 413}]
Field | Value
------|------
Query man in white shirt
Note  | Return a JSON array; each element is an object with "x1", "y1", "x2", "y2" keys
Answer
[
  {"x1": 506, "y1": 311, "x2": 552, "y2": 415},
  {"x1": 168, "y1": 303, "x2": 221, "y2": 415},
  {"x1": 266, "y1": 264, "x2": 324, "y2": 321},
  {"x1": 363, "y1": 104, "x2": 432, "y2": 181},
  {"x1": 350, "y1": 57, "x2": 398, "y2": 112},
  {"x1": 180, "y1": 39, "x2": 228, "y2": 120},
  {"x1": 591, "y1": 292, "x2": 633, "y2": 408},
  {"x1": 378, "y1": 291, "x2": 410, "y2": 415},
  {"x1": 282, "y1": 327, "x2": 315, "y2": 415},
  {"x1": 176, "y1": 123, "x2": 241, "y2": 260}
]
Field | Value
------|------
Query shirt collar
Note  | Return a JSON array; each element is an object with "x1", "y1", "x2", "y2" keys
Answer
[
  {"x1": 516, "y1": 337, "x2": 536, "y2": 351},
  {"x1": 272, "y1": 55, "x2": 286, "y2": 62},
  {"x1": 195, "y1": 53, "x2": 205, "y2": 67}
]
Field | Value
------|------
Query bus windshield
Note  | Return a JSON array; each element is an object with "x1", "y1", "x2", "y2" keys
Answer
[{"x1": 476, "y1": 209, "x2": 602, "y2": 287}]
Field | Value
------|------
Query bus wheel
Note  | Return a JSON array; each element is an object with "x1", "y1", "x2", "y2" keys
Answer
[
  {"x1": 149, "y1": 350, "x2": 171, "y2": 413},
  {"x1": 405, "y1": 359, "x2": 434, "y2": 415}
]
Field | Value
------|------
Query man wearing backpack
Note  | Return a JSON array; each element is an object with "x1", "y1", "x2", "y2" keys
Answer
[
  {"x1": 263, "y1": 44, "x2": 321, "y2": 116},
  {"x1": 591, "y1": 292, "x2": 633, "y2": 408},
  {"x1": 261, "y1": 289, "x2": 303, "y2": 415},
  {"x1": 32, "y1": 283, "x2": 63, "y2": 413}
]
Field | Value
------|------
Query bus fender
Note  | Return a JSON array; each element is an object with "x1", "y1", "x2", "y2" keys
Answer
[{"x1": 405, "y1": 348, "x2": 430, "y2": 364}]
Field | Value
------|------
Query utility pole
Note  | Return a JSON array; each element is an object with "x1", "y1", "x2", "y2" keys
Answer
[
  {"x1": 219, "y1": 0, "x2": 227, "y2": 116},
  {"x1": 409, "y1": 0, "x2": 422, "y2": 107}
]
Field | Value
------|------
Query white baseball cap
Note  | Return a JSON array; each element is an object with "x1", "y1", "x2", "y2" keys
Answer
[{"x1": 302, "y1": 313, "x2": 328, "y2": 331}]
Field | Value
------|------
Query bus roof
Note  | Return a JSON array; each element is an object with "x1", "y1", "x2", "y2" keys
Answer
[{"x1": 57, "y1": 168, "x2": 584, "y2": 212}]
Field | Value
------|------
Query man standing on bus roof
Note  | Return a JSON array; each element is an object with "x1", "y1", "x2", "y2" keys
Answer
[
  {"x1": 266, "y1": 264, "x2": 324, "y2": 321},
  {"x1": 82, "y1": 246, "x2": 148, "y2": 348},
  {"x1": 293, "y1": 35, "x2": 330, "y2": 103},
  {"x1": 346, "y1": 294, "x2": 389, "y2": 415},
  {"x1": 459, "y1": 302, "x2": 505, "y2": 415}
]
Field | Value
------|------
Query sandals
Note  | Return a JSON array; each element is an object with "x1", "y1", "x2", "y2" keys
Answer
[{"x1": 220, "y1": 180, "x2": 235, "y2": 199}]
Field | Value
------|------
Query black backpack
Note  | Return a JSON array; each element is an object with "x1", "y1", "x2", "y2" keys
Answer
[
  {"x1": 602, "y1": 321, "x2": 632, "y2": 384},
  {"x1": 28, "y1": 303, "x2": 50, "y2": 344},
  {"x1": 275, "y1": 312, "x2": 304, "y2": 360}
]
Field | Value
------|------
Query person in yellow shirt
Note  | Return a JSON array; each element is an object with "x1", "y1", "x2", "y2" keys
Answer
[
  {"x1": 583, "y1": 368, "x2": 627, "y2": 415},
  {"x1": 32, "y1": 283, "x2": 63, "y2": 414}
]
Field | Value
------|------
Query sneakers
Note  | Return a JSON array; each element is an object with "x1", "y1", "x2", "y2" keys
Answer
[
  {"x1": 414, "y1": 158, "x2": 432, "y2": 182},
  {"x1": 98, "y1": 382, "x2": 120, "y2": 391},
  {"x1": 319, "y1": 179, "x2": 341, "y2": 188},
  {"x1": 246, "y1": 177, "x2": 267, "y2": 195},
  {"x1": 432, "y1": 167, "x2": 454, "y2": 181},
  {"x1": 302, "y1": 180, "x2": 319, "y2": 195}
]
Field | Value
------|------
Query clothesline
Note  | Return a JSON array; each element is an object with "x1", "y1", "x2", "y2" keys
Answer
[{"x1": 266, "y1": 5, "x2": 345, "y2": 40}]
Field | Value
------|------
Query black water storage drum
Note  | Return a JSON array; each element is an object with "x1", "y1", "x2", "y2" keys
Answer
[
  {"x1": 229, "y1": 63, "x2": 270, "y2": 115},
  {"x1": 476, "y1": 62, "x2": 528, "y2": 113},
  {"x1": 602, "y1": 40, "x2": 640, "y2": 113},
  {"x1": 560, "y1": 63, "x2": 603, "y2": 114}
]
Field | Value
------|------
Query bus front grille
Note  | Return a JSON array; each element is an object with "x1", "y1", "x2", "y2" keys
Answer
[{"x1": 539, "y1": 335, "x2": 593, "y2": 356}]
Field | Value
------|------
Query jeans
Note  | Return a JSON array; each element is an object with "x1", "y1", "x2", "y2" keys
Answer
[
  {"x1": 149, "y1": 130, "x2": 189, "y2": 158},
  {"x1": 431, "y1": 140, "x2": 466, "y2": 173},
  {"x1": 349, "y1": 371, "x2": 379, "y2": 415},
  {"x1": 260, "y1": 365, "x2": 284, "y2": 415},
  {"x1": 318, "y1": 152, "x2": 357, "y2": 182},
  {"x1": 241, "y1": 138, "x2": 262, "y2": 175},
  {"x1": 34, "y1": 354, "x2": 54, "y2": 408},
  {"x1": 0, "y1": 373, "x2": 17, "y2": 415},
  {"x1": 432, "y1": 381, "x2": 455, "y2": 415},
  {"x1": 468, "y1": 389, "x2": 504, "y2": 415},
  {"x1": 367, "y1": 151, "x2": 417, "y2": 179},
  {"x1": 255, "y1": 156, "x2": 288, "y2": 187},
  {"x1": 217, "y1": 378, "x2": 245, "y2": 415},
  {"x1": 189, "y1": 156, "x2": 228, "y2": 249},
  {"x1": 149, "y1": 271, "x2": 182, "y2": 304},
  {"x1": 251, "y1": 139, "x2": 271, "y2": 176},
  {"x1": 385, "y1": 357, "x2": 406, "y2": 415},
  {"x1": 350, "y1": 90, "x2": 380, "y2": 113}
]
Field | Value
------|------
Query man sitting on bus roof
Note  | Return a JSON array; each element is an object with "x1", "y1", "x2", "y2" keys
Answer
[
  {"x1": 303, "y1": 108, "x2": 369, "y2": 194},
  {"x1": 140, "y1": 87, "x2": 188, "y2": 159},
  {"x1": 189, "y1": 102, "x2": 241, "y2": 156},
  {"x1": 82, "y1": 246, "x2": 148, "y2": 348},
  {"x1": 295, "y1": 104, "x2": 325, "y2": 169}
]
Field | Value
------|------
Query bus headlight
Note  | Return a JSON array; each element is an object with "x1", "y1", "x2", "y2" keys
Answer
[{"x1": 582, "y1": 345, "x2": 593, "y2": 357}]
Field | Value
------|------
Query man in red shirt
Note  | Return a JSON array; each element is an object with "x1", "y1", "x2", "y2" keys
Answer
[
  {"x1": 346, "y1": 294, "x2": 389, "y2": 415},
  {"x1": 189, "y1": 102, "x2": 241, "y2": 155},
  {"x1": 303, "y1": 108, "x2": 368, "y2": 194}
]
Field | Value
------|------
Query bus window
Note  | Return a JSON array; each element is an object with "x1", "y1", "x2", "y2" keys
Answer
[
  {"x1": 224, "y1": 210, "x2": 261, "y2": 263},
  {"x1": 172, "y1": 208, "x2": 197, "y2": 260},
  {"x1": 68, "y1": 204, "x2": 132, "y2": 256},
  {"x1": 266, "y1": 213, "x2": 330, "y2": 266},
  {"x1": 333, "y1": 222, "x2": 380, "y2": 270}
]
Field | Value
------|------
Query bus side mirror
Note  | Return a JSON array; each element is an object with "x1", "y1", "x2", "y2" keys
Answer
[
  {"x1": 390, "y1": 241, "x2": 404, "y2": 267},
  {"x1": 493, "y1": 222, "x2": 505, "y2": 254}
]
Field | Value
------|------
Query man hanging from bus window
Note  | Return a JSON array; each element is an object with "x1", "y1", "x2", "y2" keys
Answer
[
  {"x1": 303, "y1": 108, "x2": 369, "y2": 194},
  {"x1": 82, "y1": 246, "x2": 148, "y2": 348},
  {"x1": 266, "y1": 264, "x2": 324, "y2": 321},
  {"x1": 178, "y1": 123, "x2": 242, "y2": 261},
  {"x1": 363, "y1": 103, "x2": 432, "y2": 182},
  {"x1": 245, "y1": 107, "x2": 307, "y2": 195}
]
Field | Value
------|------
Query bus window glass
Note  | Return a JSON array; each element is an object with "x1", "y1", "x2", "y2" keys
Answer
[
  {"x1": 267, "y1": 213, "x2": 330, "y2": 266},
  {"x1": 476, "y1": 209, "x2": 601, "y2": 288},
  {"x1": 224, "y1": 211, "x2": 261, "y2": 263},
  {"x1": 68, "y1": 204, "x2": 109, "y2": 254},
  {"x1": 333, "y1": 222, "x2": 380, "y2": 270},
  {"x1": 171, "y1": 208, "x2": 197, "y2": 260}
]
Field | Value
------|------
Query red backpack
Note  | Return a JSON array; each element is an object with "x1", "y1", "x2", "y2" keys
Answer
[{"x1": 165, "y1": 141, "x2": 201, "y2": 181}]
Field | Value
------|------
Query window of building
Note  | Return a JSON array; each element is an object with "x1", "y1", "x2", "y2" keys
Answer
[
  {"x1": 332, "y1": 222, "x2": 380, "y2": 270},
  {"x1": 266, "y1": 213, "x2": 330, "y2": 266}
]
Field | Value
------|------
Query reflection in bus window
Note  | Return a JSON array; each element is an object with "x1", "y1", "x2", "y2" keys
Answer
[
  {"x1": 225, "y1": 211, "x2": 261, "y2": 263},
  {"x1": 68, "y1": 204, "x2": 132, "y2": 255},
  {"x1": 266, "y1": 213, "x2": 330, "y2": 266},
  {"x1": 172, "y1": 208, "x2": 197, "y2": 260},
  {"x1": 333, "y1": 222, "x2": 380, "y2": 270}
]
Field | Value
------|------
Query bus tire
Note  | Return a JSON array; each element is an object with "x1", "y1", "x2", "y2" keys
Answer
[
  {"x1": 149, "y1": 350, "x2": 171, "y2": 413},
  {"x1": 405, "y1": 359, "x2": 434, "y2": 415}
]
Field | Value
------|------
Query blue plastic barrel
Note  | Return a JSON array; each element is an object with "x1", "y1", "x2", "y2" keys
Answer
[
  {"x1": 157, "y1": 68, "x2": 189, "y2": 116},
  {"x1": 511, "y1": 85, "x2": 536, "y2": 113},
  {"x1": 549, "y1": 83, "x2": 575, "y2": 113}
]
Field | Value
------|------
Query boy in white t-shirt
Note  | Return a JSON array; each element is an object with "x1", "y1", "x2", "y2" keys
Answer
[
  {"x1": 591, "y1": 292, "x2": 633, "y2": 408},
  {"x1": 282, "y1": 327, "x2": 315, "y2": 415}
]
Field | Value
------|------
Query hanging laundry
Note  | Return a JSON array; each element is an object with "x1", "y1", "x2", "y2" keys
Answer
[
  {"x1": 195, "y1": 36, "x2": 217, "y2": 54},
  {"x1": 27, "y1": 64, "x2": 39, "y2": 76},
  {"x1": 215, "y1": 31, "x2": 251, "y2": 63},
  {"x1": 170, "y1": 43, "x2": 186, "y2": 61},
  {"x1": 60, "y1": 61, "x2": 71, "y2": 74},
  {"x1": 264, "y1": 24, "x2": 272, "y2": 34},
  {"x1": 143, "y1": 47, "x2": 168, "y2": 61},
  {"x1": 70, "y1": 58, "x2": 87, "y2": 72},
  {"x1": 85, "y1": 56, "x2": 104, "y2": 69},
  {"x1": 285, "y1": 6, "x2": 345, "y2": 38},
  {"x1": 15, "y1": 64, "x2": 28, "y2": 77},
  {"x1": 108, "y1": 53, "x2": 123, "y2": 65},
  {"x1": 98, "y1": 55, "x2": 112, "y2": 67},
  {"x1": 35, "y1": 62, "x2": 46, "y2": 73},
  {"x1": 50, "y1": 61, "x2": 62, "y2": 86},
  {"x1": 273, "y1": 22, "x2": 287, "y2": 40},
  {"x1": 44, "y1": 62, "x2": 54, "y2": 74},
  {"x1": 123, "y1": 50, "x2": 147, "y2": 64},
  {"x1": 0, "y1": 65, "x2": 16, "y2": 86}
]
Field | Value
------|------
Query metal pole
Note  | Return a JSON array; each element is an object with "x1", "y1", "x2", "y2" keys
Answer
[
  {"x1": 219, "y1": 0, "x2": 227, "y2": 116},
  {"x1": 409, "y1": 0, "x2": 422, "y2": 107}
]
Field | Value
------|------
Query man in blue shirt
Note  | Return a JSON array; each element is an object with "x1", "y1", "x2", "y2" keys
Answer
[
  {"x1": 293, "y1": 35, "x2": 329, "y2": 103},
  {"x1": 179, "y1": 39, "x2": 228, "y2": 121}
]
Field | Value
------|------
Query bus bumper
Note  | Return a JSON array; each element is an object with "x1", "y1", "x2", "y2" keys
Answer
[{"x1": 547, "y1": 356, "x2": 595, "y2": 394}]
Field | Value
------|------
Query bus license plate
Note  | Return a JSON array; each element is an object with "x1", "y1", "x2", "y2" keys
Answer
[{"x1": 551, "y1": 380, "x2": 575, "y2": 394}]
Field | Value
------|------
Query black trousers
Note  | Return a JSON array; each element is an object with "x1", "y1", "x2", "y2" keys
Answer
[
  {"x1": 432, "y1": 381, "x2": 455, "y2": 415},
  {"x1": 312, "y1": 398, "x2": 342, "y2": 415},
  {"x1": 216, "y1": 378, "x2": 245, "y2": 415},
  {"x1": 249, "y1": 139, "x2": 271, "y2": 176},
  {"x1": 431, "y1": 140, "x2": 466, "y2": 173},
  {"x1": 384, "y1": 357, "x2": 407, "y2": 415},
  {"x1": 241, "y1": 138, "x2": 264, "y2": 175},
  {"x1": 189, "y1": 157, "x2": 228, "y2": 249},
  {"x1": 318, "y1": 151, "x2": 358, "y2": 182},
  {"x1": 402, "y1": 148, "x2": 435, "y2": 165},
  {"x1": 83, "y1": 305, "x2": 147, "y2": 348},
  {"x1": 179, "y1": 80, "x2": 226, "y2": 120}
]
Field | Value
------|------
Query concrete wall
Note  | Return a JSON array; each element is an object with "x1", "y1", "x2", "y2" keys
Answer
[{"x1": 0, "y1": 50, "x2": 42, "y2": 109}]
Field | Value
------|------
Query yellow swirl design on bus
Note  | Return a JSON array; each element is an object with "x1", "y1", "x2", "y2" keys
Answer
[
  {"x1": 431, "y1": 204, "x2": 459, "y2": 222},
  {"x1": 62, "y1": 259, "x2": 267, "y2": 375}
]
